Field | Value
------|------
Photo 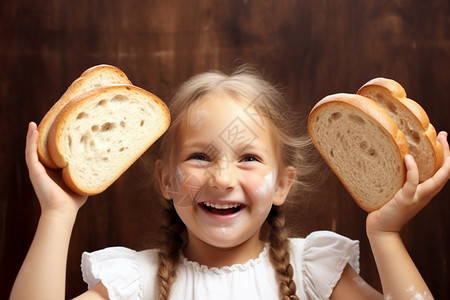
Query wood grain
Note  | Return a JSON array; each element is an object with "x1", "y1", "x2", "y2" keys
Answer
[{"x1": 1, "y1": 0, "x2": 449, "y2": 298}]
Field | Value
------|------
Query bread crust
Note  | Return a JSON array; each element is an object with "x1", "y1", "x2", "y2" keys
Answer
[
  {"x1": 357, "y1": 77, "x2": 443, "y2": 182},
  {"x1": 400, "y1": 98, "x2": 443, "y2": 170},
  {"x1": 37, "y1": 65, "x2": 131, "y2": 169},
  {"x1": 48, "y1": 85, "x2": 170, "y2": 195},
  {"x1": 308, "y1": 93, "x2": 409, "y2": 211}
]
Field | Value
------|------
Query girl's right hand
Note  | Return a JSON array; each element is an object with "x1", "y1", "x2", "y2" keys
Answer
[
  {"x1": 25, "y1": 122, "x2": 88, "y2": 215},
  {"x1": 366, "y1": 131, "x2": 450, "y2": 236}
]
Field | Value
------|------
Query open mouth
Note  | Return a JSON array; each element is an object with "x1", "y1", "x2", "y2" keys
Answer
[{"x1": 201, "y1": 202, "x2": 243, "y2": 215}]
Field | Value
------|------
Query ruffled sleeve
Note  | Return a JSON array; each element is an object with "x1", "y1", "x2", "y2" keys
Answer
[
  {"x1": 290, "y1": 231, "x2": 360, "y2": 299},
  {"x1": 81, "y1": 246, "x2": 144, "y2": 300}
]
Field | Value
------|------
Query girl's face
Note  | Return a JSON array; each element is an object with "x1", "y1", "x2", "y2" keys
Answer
[{"x1": 158, "y1": 94, "x2": 294, "y2": 257}]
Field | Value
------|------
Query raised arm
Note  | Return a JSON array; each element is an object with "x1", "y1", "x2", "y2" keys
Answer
[
  {"x1": 366, "y1": 131, "x2": 450, "y2": 299},
  {"x1": 9, "y1": 122, "x2": 88, "y2": 300},
  {"x1": 331, "y1": 132, "x2": 449, "y2": 300}
]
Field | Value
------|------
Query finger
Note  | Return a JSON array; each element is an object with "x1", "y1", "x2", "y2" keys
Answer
[
  {"x1": 25, "y1": 122, "x2": 45, "y2": 177},
  {"x1": 437, "y1": 131, "x2": 449, "y2": 159},
  {"x1": 401, "y1": 154, "x2": 419, "y2": 198},
  {"x1": 417, "y1": 156, "x2": 450, "y2": 200},
  {"x1": 25, "y1": 122, "x2": 38, "y2": 166},
  {"x1": 432, "y1": 155, "x2": 450, "y2": 182}
]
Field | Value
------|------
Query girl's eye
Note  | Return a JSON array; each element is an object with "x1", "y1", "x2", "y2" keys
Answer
[
  {"x1": 188, "y1": 153, "x2": 209, "y2": 161},
  {"x1": 241, "y1": 155, "x2": 260, "y2": 163}
]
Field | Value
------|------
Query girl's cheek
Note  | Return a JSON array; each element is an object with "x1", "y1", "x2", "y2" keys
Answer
[
  {"x1": 175, "y1": 167, "x2": 185, "y2": 183},
  {"x1": 252, "y1": 169, "x2": 277, "y2": 213},
  {"x1": 169, "y1": 167, "x2": 203, "y2": 208},
  {"x1": 254, "y1": 170, "x2": 276, "y2": 197}
]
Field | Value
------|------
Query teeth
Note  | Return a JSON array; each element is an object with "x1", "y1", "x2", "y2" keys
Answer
[{"x1": 203, "y1": 202, "x2": 241, "y2": 209}]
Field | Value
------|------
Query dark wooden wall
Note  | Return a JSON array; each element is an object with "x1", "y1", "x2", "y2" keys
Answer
[{"x1": 1, "y1": 0, "x2": 449, "y2": 298}]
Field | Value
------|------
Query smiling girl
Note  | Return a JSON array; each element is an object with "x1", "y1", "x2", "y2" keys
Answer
[{"x1": 11, "y1": 66, "x2": 450, "y2": 300}]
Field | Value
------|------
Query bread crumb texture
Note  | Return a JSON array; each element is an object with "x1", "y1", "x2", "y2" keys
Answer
[
  {"x1": 58, "y1": 88, "x2": 168, "y2": 193},
  {"x1": 310, "y1": 104, "x2": 404, "y2": 211}
]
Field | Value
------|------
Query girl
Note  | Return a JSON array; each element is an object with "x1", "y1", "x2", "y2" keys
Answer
[{"x1": 11, "y1": 66, "x2": 450, "y2": 300}]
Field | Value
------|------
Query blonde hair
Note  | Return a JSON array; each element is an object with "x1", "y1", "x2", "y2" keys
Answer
[{"x1": 155, "y1": 65, "x2": 322, "y2": 299}]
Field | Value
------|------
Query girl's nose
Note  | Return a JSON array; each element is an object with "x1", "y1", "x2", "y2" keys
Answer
[{"x1": 207, "y1": 159, "x2": 236, "y2": 191}]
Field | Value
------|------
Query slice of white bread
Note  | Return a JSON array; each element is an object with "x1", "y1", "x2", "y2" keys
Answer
[
  {"x1": 308, "y1": 93, "x2": 409, "y2": 212},
  {"x1": 38, "y1": 65, "x2": 132, "y2": 168},
  {"x1": 357, "y1": 78, "x2": 443, "y2": 182},
  {"x1": 47, "y1": 85, "x2": 170, "y2": 195}
]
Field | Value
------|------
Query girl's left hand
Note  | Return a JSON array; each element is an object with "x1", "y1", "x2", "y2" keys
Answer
[{"x1": 366, "y1": 131, "x2": 450, "y2": 236}]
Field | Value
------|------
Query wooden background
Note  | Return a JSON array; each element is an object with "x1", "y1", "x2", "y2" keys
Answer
[{"x1": 1, "y1": 0, "x2": 449, "y2": 298}]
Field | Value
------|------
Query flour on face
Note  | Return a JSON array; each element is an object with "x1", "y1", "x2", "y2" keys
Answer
[
  {"x1": 253, "y1": 169, "x2": 277, "y2": 215},
  {"x1": 189, "y1": 109, "x2": 210, "y2": 130},
  {"x1": 175, "y1": 167, "x2": 185, "y2": 184},
  {"x1": 255, "y1": 169, "x2": 276, "y2": 197}
]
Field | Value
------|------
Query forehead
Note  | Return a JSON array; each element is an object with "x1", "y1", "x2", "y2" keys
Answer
[
  {"x1": 181, "y1": 94, "x2": 276, "y2": 150},
  {"x1": 188, "y1": 94, "x2": 263, "y2": 129}
]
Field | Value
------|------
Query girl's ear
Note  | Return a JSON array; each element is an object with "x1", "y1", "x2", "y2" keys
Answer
[
  {"x1": 273, "y1": 166, "x2": 296, "y2": 206},
  {"x1": 155, "y1": 159, "x2": 171, "y2": 199}
]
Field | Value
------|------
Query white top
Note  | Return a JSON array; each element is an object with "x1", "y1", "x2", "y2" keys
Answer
[{"x1": 81, "y1": 230, "x2": 359, "y2": 300}]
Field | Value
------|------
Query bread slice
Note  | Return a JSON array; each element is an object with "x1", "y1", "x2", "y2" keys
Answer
[
  {"x1": 357, "y1": 78, "x2": 443, "y2": 182},
  {"x1": 47, "y1": 85, "x2": 170, "y2": 195},
  {"x1": 308, "y1": 93, "x2": 409, "y2": 212},
  {"x1": 38, "y1": 65, "x2": 132, "y2": 169}
]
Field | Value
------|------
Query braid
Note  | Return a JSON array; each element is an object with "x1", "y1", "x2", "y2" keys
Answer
[
  {"x1": 267, "y1": 206, "x2": 300, "y2": 300},
  {"x1": 156, "y1": 201, "x2": 186, "y2": 300}
]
